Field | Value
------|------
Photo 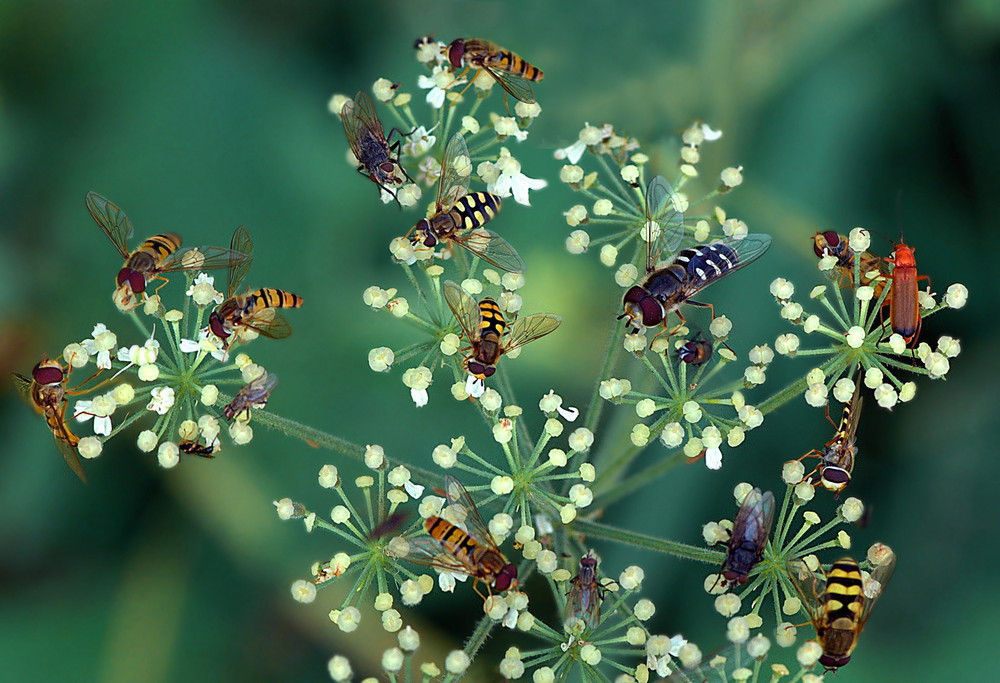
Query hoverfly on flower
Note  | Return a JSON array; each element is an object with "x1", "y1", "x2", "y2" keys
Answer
[{"x1": 445, "y1": 38, "x2": 543, "y2": 104}]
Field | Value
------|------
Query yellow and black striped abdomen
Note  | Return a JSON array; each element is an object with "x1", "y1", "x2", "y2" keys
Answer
[
  {"x1": 135, "y1": 233, "x2": 182, "y2": 265},
  {"x1": 452, "y1": 192, "x2": 501, "y2": 232},
  {"x1": 426, "y1": 517, "x2": 487, "y2": 574},
  {"x1": 478, "y1": 298, "x2": 506, "y2": 338},
  {"x1": 493, "y1": 50, "x2": 543, "y2": 81},
  {"x1": 823, "y1": 558, "x2": 865, "y2": 626},
  {"x1": 247, "y1": 288, "x2": 304, "y2": 315}
]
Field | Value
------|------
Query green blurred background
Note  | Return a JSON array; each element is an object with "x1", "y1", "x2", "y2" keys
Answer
[{"x1": 1, "y1": 0, "x2": 995, "y2": 680}]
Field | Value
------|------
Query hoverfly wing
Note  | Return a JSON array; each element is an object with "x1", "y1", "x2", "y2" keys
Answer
[
  {"x1": 856, "y1": 553, "x2": 896, "y2": 634},
  {"x1": 52, "y1": 429, "x2": 87, "y2": 483},
  {"x1": 501, "y1": 313, "x2": 561, "y2": 355},
  {"x1": 368, "y1": 511, "x2": 412, "y2": 541},
  {"x1": 437, "y1": 133, "x2": 473, "y2": 211},
  {"x1": 226, "y1": 225, "x2": 254, "y2": 298},
  {"x1": 86, "y1": 191, "x2": 133, "y2": 258},
  {"x1": 11, "y1": 373, "x2": 32, "y2": 403},
  {"x1": 443, "y1": 280, "x2": 483, "y2": 345},
  {"x1": 341, "y1": 91, "x2": 386, "y2": 160},
  {"x1": 240, "y1": 310, "x2": 293, "y2": 340},
  {"x1": 786, "y1": 558, "x2": 826, "y2": 623},
  {"x1": 398, "y1": 534, "x2": 475, "y2": 576},
  {"x1": 731, "y1": 488, "x2": 776, "y2": 555},
  {"x1": 481, "y1": 64, "x2": 536, "y2": 104},
  {"x1": 443, "y1": 475, "x2": 499, "y2": 551},
  {"x1": 644, "y1": 175, "x2": 684, "y2": 272},
  {"x1": 247, "y1": 369, "x2": 279, "y2": 398},
  {"x1": 451, "y1": 228, "x2": 525, "y2": 273},
  {"x1": 680, "y1": 233, "x2": 772, "y2": 297}
]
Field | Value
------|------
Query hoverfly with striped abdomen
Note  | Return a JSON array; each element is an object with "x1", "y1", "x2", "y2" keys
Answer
[
  {"x1": 179, "y1": 435, "x2": 220, "y2": 458},
  {"x1": 800, "y1": 374, "x2": 863, "y2": 495},
  {"x1": 207, "y1": 228, "x2": 303, "y2": 350},
  {"x1": 11, "y1": 358, "x2": 87, "y2": 482},
  {"x1": 401, "y1": 475, "x2": 517, "y2": 599},
  {"x1": 443, "y1": 280, "x2": 560, "y2": 395},
  {"x1": 713, "y1": 487, "x2": 775, "y2": 590},
  {"x1": 565, "y1": 552, "x2": 617, "y2": 631},
  {"x1": 812, "y1": 231, "x2": 887, "y2": 295},
  {"x1": 222, "y1": 371, "x2": 278, "y2": 422},
  {"x1": 620, "y1": 176, "x2": 771, "y2": 337},
  {"x1": 787, "y1": 553, "x2": 896, "y2": 671},
  {"x1": 86, "y1": 192, "x2": 252, "y2": 312},
  {"x1": 341, "y1": 90, "x2": 414, "y2": 207},
  {"x1": 446, "y1": 38, "x2": 543, "y2": 104},
  {"x1": 408, "y1": 132, "x2": 524, "y2": 273}
]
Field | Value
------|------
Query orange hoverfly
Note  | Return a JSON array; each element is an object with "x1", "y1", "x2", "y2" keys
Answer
[
  {"x1": 408, "y1": 132, "x2": 525, "y2": 273},
  {"x1": 206, "y1": 228, "x2": 303, "y2": 350},
  {"x1": 443, "y1": 280, "x2": 560, "y2": 395},
  {"x1": 341, "y1": 90, "x2": 414, "y2": 207},
  {"x1": 787, "y1": 554, "x2": 896, "y2": 671},
  {"x1": 402, "y1": 475, "x2": 517, "y2": 599},
  {"x1": 800, "y1": 374, "x2": 863, "y2": 495},
  {"x1": 812, "y1": 231, "x2": 887, "y2": 295},
  {"x1": 86, "y1": 191, "x2": 251, "y2": 312},
  {"x1": 620, "y1": 176, "x2": 771, "y2": 337},
  {"x1": 446, "y1": 38, "x2": 543, "y2": 104},
  {"x1": 11, "y1": 358, "x2": 88, "y2": 481}
]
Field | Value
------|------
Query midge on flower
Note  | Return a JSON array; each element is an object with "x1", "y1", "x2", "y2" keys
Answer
[
  {"x1": 407, "y1": 132, "x2": 525, "y2": 273},
  {"x1": 400, "y1": 475, "x2": 517, "y2": 600},
  {"x1": 443, "y1": 280, "x2": 560, "y2": 394},
  {"x1": 11, "y1": 357, "x2": 93, "y2": 482},
  {"x1": 341, "y1": 90, "x2": 414, "y2": 207},
  {"x1": 86, "y1": 191, "x2": 251, "y2": 312},
  {"x1": 712, "y1": 487, "x2": 775, "y2": 590},
  {"x1": 445, "y1": 37, "x2": 543, "y2": 104},
  {"x1": 222, "y1": 371, "x2": 278, "y2": 421},
  {"x1": 207, "y1": 228, "x2": 303, "y2": 350},
  {"x1": 787, "y1": 553, "x2": 896, "y2": 671},
  {"x1": 620, "y1": 175, "x2": 772, "y2": 340},
  {"x1": 799, "y1": 373, "x2": 863, "y2": 495}
]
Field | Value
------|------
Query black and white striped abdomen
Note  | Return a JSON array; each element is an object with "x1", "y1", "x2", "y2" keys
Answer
[{"x1": 675, "y1": 243, "x2": 740, "y2": 286}]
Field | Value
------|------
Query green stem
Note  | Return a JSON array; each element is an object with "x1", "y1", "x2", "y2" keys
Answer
[
  {"x1": 583, "y1": 322, "x2": 625, "y2": 435},
  {"x1": 571, "y1": 519, "x2": 722, "y2": 563}
]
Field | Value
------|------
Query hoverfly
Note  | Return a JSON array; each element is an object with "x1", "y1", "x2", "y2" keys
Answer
[
  {"x1": 446, "y1": 38, "x2": 543, "y2": 104},
  {"x1": 565, "y1": 552, "x2": 617, "y2": 631},
  {"x1": 408, "y1": 132, "x2": 524, "y2": 273},
  {"x1": 207, "y1": 229, "x2": 303, "y2": 350},
  {"x1": 179, "y1": 436, "x2": 220, "y2": 458},
  {"x1": 620, "y1": 176, "x2": 771, "y2": 337},
  {"x1": 800, "y1": 375, "x2": 862, "y2": 495},
  {"x1": 222, "y1": 371, "x2": 278, "y2": 421},
  {"x1": 11, "y1": 358, "x2": 87, "y2": 482},
  {"x1": 341, "y1": 90, "x2": 414, "y2": 207},
  {"x1": 712, "y1": 487, "x2": 775, "y2": 590},
  {"x1": 787, "y1": 553, "x2": 896, "y2": 671},
  {"x1": 443, "y1": 280, "x2": 560, "y2": 393},
  {"x1": 812, "y1": 231, "x2": 887, "y2": 294},
  {"x1": 401, "y1": 475, "x2": 517, "y2": 599},
  {"x1": 86, "y1": 192, "x2": 251, "y2": 312},
  {"x1": 677, "y1": 334, "x2": 713, "y2": 367}
]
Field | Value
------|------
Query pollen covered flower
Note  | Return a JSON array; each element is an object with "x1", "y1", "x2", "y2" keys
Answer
[{"x1": 186, "y1": 273, "x2": 224, "y2": 307}]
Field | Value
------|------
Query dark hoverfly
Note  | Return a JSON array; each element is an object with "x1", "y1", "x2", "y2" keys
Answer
[
  {"x1": 340, "y1": 90, "x2": 414, "y2": 207},
  {"x1": 787, "y1": 554, "x2": 896, "y2": 671},
  {"x1": 713, "y1": 487, "x2": 775, "y2": 590},
  {"x1": 565, "y1": 552, "x2": 617, "y2": 631},
  {"x1": 677, "y1": 333, "x2": 713, "y2": 367},
  {"x1": 222, "y1": 371, "x2": 278, "y2": 421},
  {"x1": 87, "y1": 192, "x2": 251, "y2": 312},
  {"x1": 407, "y1": 132, "x2": 524, "y2": 273},
  {"x1": 443, "y1": 280, "x2": 560, "y2": 392},
  {"x1": 11, "y1": 358, "x2": 87, "y2": 482},
  {"x1": 401, "y1": 475, "x2": 517, "y2": 599},
  {"x1": 207, "y1": 228, "x2": 303, "y2": 350},
  {"x1": 446, "y1": 38, "x2": 543, "y2": 104},
  {"x1": 800, "y1": 374, "x2": 863, "y2": 495},
  {"x1": 620, "y1": 176, "x2": 771, "y2": 336}
]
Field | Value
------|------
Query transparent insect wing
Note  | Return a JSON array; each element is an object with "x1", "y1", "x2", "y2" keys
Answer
[
  {"x1": 11, "y1": 372, "x2": 32, "y2": 403},
  {"x1": 443, "y1": 280, "x2": 483, "y2": 345},
  {"x1": 482, "y1": 63, "x2": 535, "y2": 104},
  {"x1": 437, "y1": 133, "x2": 473, "y2": 211},
  {"x1": 158, "y1": 243, "x2": 252, "y2": 277},
  {"x1": 247, "y1": 370, "x2": 279, "y2": 399},
  {"x1": 857, "y1": 554, "x2": 896, "y2": 633},
  {"x1": 52, "y1": 430, "x2": 87, "y2": 482},
  {"x1": 644, "y1": 175, "x2": 685, "y2": 272},
  {"x1": 786, "y1": 558, "x2": 827, "y2": 623},
  {"x1": 401, "y1": 534, "x2": 477, "y2": 575},
  {"x1": 240, "y1": 310, "x2": 293, "y2": 340},
  {"x1": 680, "y1": 233, "x2": 773, "y2": 297},
  {"x1": 368, "y1": 511, "x2": 411, "y2": 541},
  {"x1": 501, "y1": 313, "x2": 562, "y2": 355},
  {"x1": 342, "y1": 91, "x2": 386, "y2": 159},
  {"x1": 86, "y1": 191, "x2": 134, "y2": 258},
  {"x1": 442, "y1": 475, "x2": 498, "y2": 550},
  {"x1": 226, "y1": 225, "x2": 254, "y2": 298},
  {"x1": 730, "y1": 488, "x2": 776, "y2": 553},
  {"x1": 450, "y1": 228, "x2": 526, "y2": 274}
]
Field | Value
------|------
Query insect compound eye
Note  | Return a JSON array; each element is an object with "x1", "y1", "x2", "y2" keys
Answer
[
  {"x1": 128, "y1": 271, "x2": 147, "y2": 293},
  {"x1": 467, "y1": 361, "x2": 491, "y2": 378},
  {"x1": 482, "y1": 366, "x2": 496, "y2": 378},
  {"x1": 622, "y1": 286, "x2": 646, "y2": 305},
  {"x1": 493, "y1": 564, "x2": 517, "y2": 592},
  {"x1": 208, "y1": 313, "x2": 230, "y2": 339},
  {"x1": 116, "y1": 268, "x2": 131, "y2": 287},
  {"x1": 638, "y1": 297, "x2": 664, "y2": 327},
  {"x1": 447, "y1": 39, "x2": 465, "y2": 69},
  {"x1": 823, "y1": 468, "x2": 851, "y2": 485},
  {"x1": 32, "y1": 363, "x2": 65, "y2": 385}
]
